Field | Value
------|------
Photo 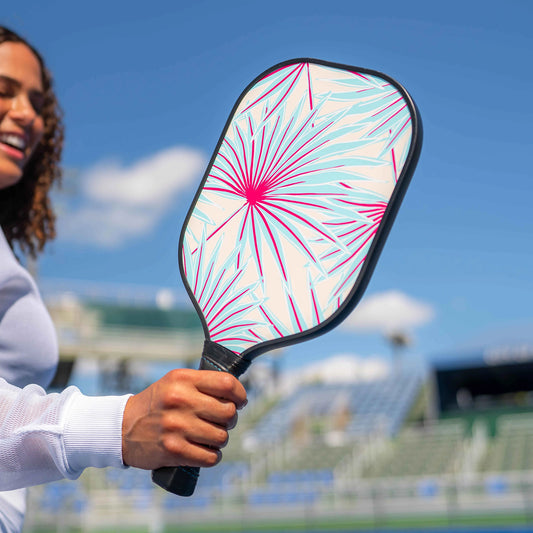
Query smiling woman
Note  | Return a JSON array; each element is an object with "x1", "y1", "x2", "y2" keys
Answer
[
  {"x1": 0, "y1": 27, "x2": 247, "y2": 533},
  {"x1": 0, "y1": 26, "x2": 63, "y2": 258}
]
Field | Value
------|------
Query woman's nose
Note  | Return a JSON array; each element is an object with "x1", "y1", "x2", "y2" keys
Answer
[{"x1": 9, "y1": 94, "x2": 37, "y2": 125}]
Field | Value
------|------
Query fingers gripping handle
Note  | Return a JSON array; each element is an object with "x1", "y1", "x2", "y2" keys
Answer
[{"x1": 151, "y1": 341, "x2": 250, "y2": 496}]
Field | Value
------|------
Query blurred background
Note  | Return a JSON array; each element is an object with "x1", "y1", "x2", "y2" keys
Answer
[{"x1": 3, "y1": 0, "x2": 533, "y2": 531}]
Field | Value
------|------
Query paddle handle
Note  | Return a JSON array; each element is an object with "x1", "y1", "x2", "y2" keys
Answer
[{"x1": 151, "y1": 341, "x2": 250, "y2": 496}]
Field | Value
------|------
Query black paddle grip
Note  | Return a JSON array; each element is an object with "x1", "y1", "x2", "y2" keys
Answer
[{"x1": 151, "y1": 341, "x2": 250, "y2": 496}]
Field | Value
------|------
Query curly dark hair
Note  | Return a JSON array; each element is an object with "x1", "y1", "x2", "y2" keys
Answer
[{"x1": 0, "y1": 26, "x2": 64, "y2": 257}]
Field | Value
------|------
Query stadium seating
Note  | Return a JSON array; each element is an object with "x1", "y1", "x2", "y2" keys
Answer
[
  {"x1": 480, "y1": 413, "x2": 533, "y2": 472},
  {"x1": 363, "y1": 421, "x2": 466, "y2": 478},
  {"x1": 246, "y1": 373, "x2": 422, "y2": 446}
]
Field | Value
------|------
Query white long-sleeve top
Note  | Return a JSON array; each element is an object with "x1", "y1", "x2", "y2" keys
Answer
[{"x1": 0, "y1": 229, "x2": 130, "y2": 531}]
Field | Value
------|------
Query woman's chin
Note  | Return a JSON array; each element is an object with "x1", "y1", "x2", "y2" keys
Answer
[{"x1": 0, "y1": 159, "x2": 23, "y2": 190}]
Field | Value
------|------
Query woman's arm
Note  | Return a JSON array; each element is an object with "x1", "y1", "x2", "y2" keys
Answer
[
  {"x1": 0, "y1": 377, "x2": 128, "y2": 490},
  {"x1": 0, "y1": 370, "x2": 246, "y2": 491}
]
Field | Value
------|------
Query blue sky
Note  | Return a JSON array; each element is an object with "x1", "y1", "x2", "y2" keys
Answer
[{"x1": 4, "y1": 0, "x2": 532, "y2": 372}]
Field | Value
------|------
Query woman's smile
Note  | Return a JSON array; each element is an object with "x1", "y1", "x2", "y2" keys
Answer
[{"x1": 0, "y1": 41, "x2": 44, "y2": 189}]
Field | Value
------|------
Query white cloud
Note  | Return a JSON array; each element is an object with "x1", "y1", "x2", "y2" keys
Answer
[
  {"x1": 342, "y1": 290, "x2": 435, "y2": 334},
  {"x1": 281, "y1": 354, "x2": 390, "y2": 390},
  {"x1": 58, "y1": 146, "x2": 206, "y2": 247}
]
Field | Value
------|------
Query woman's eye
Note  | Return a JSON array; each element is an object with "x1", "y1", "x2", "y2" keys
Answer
[{"x1": 0, "y1": 82, "x2": 14, "y2": 98}]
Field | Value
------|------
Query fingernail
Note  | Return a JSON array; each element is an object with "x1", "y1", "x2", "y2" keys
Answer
[{"x1": 238, "y1": 399, "x2": 248, "y2": 410}]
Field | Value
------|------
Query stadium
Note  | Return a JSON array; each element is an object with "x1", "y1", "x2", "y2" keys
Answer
[{"x1": 24, "y1": 290, "x2": 533, "y2": 533}]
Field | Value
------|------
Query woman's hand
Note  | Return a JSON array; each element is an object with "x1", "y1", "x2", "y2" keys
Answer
[{"x1": 121, "y1": 369, "x2": 247, "y2": 470}]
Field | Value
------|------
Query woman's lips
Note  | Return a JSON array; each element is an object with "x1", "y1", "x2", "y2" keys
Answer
[
  {"x1": 0, "y1": 141, "x2": 25, "y2": 161},
  {"x1": 0, "y1": 132, "x2": 28, "y2": 163}
]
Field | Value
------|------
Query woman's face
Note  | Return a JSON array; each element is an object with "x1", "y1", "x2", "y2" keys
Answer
[{"x1": 0, "y1": 41, "x2": 45, "y2": 190}]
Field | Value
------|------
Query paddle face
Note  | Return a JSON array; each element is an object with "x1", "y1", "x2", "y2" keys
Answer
[{"x1": 180, "y1": 58, "x2": 421, "y2": 361}]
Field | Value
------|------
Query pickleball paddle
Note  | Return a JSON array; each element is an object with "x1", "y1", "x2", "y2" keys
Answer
[{"x1": 152, "y1": 58, "x2": 422, "y2": 496}]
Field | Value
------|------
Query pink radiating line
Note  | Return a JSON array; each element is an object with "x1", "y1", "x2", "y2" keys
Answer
[
  {"x1": 223, "y1": 137, "x2": 247, "y2": 189},
  {"x1": 264, "y1": 135, "x2": 332, "y2": 191},
  {"x1": 261, "y1": 200, "x2": 336, "y2": 245},
  {"x1": 346, "y1": 220, "x2": 379, "y2": 248},
  {"x1": 198, "y1": 262, "x2": 215, "y2": 303},
  {"x1": 306, "y1": 63, "x2": 313, "y2": 111},
  {"x1": 211, "y1": 320, "x2": 256, "y2": 338},
  {"x1": 202, "y1": 269, "x2": 226, "y2": 314},
  {"x1": 386, "y1": 116, "x2": 411, "y2": 150},
  {"x1": 258, "y1": 203, "x2": 318, "y2": 264},
  {"x1": 212, "y1": 337, "x2": 250, "y2": 342},
  {"x1": 190, "y1": 205, "x2": 247, "y2": 256},
  {"x1": 204, "y1": 271, "x2": 241, "y2": 319},
  {"x1": 334, "y1": 256, "x2": 366, "y2": 297},
  {"x1": 261, "y1": 118, "x2": 294, "y2": 184},
  {"x1": 263, "y1": 161, "x2": 325, "y2": 198},
  {"x1": 370, "y1": 96, "x2": 403, "y2": 118},
  {"x1": 250, "y1": 329, "x2": 263, "y2": 341},
  {"x1": 215, "y1": 153, "x2": 246, "y2": 192},
  {"x1": 211, "y1": 157, "x2": 245, "y2": 188},
  {"x1": 351, "y1": 71, "x2": 371, "y2": 81},
  {"x1": 239, "y1": 204, "x2": 252, "y2": 241},
  {"x1": 255, "y1": 208, "x2": 288, "y2": 280},
  {"x1": 278, "y1": 164, "x2": 345, "y2": 184},
  {"x1": 311, "y1": 287, "x2": 320, "y2": 324},
  {"x1": 241, "y1": 64, "x2": 302, "y2": 114},
  {"x1": 330, "y1": 224, "x2": 377, "y2": 274},
  {"x1": 367, "y1": 104, "x2": 407, "y2": 136},
  {"x1": 236, "y1": 126, "x2": 251, "y2": 188},
  {"x1": 338, "y1": 200, "x2": 387, "y2": 210},
  {"x1": 265, "y1": 118, "x2": 334, "y2": 186},
  {"x1": 323, "y1": 220, "x2": 355, "y2": 227},
  {"x1": 267, "y1": 196, "x2": 330, "y2": 210},
  {"x1": 262, "y1": 63, "x2": 295, "y2": 78},
  {"x1": 339, "y1": 223, "x2": 366, "y2": 238},
  {"x1": 281, "y1": 190, "x2": 342, "y2": 198},
  {"x1": 207, "y1": 288, "x2": 250, "y2": 328},
  {"x1": 210, "y1": 304, "x2": 255, "y2": 333},
  {"x1": 391, "y1": 143, "x2": 398, "y2": 182},
  {"x1": 263, "y1": 111, "x2": 326, "y2": 187},
  {"x1": 288, "y1": 294, "x2": 303, "y2": 332},
  {"x1": 262, "y1": 64, "x2": 305, "y2": 121},
  {"x1": 193, "y1": 243, "x2": 203, "y2": 295},
  {"x1": 204, "y1": 184, "x2": 241, "y2": 197},
  {"x1": 264, "y1": 158, "x2": 323, "y2": 193},
  {"x1": 254, "y1": 117, "x2": 280, "y2": 188},
  {"x1": 250, "y1": 208, "x2": 264, "y2": 277},
  {"x1": 321, "y1": 248, "x2": 342, "y2": 260},
  {"x1": 252, "y1": 125, "x2": 266, "y2": 186},
  {"x1": 262, "y1": 110, "x2": 322, "y2": 184},
  {"x1": 260, "y1": 306, "x2": 283, "y2": 337}
]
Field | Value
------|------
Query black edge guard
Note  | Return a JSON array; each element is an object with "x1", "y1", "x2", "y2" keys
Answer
[{"x1": 151, "y1": 341, "x2": 250, "y2": 496}]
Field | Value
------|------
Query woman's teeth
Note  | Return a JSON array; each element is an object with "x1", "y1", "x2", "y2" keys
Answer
[{"x1": 0, "y1": 133, "x2": 26, "y2": 151}]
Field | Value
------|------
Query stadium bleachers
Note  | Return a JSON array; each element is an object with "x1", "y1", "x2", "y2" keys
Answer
[
  {"x1": 480, "y1": 413, "x2": 533, "y2": 472},
  {"x1": 363, "y1": 421, "x2": 466, "y2": 478},
  {"x1": 245, "y1": 373, "x2": 422, "y2": 447}
]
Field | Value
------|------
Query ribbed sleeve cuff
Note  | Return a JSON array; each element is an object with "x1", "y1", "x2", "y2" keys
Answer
[{"x1": 63, "y1": 392, "x2": 132, "y2": 474}]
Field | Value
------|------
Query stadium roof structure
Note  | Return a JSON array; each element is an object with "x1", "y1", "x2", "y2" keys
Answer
[
  {"x1": 430, "y1": 345, "x2": 533, "y2": 415},
  {"x1": 430, "y1": 344, "x2": 533, "y2": 371},
  {"x1": 48, "y1": 297, "x2": 205, "y2": 364}
]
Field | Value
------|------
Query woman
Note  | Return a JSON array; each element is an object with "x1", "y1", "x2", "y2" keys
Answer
[{"x1": 0, "y1": 27, "x2": 247, "y2": 532}]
